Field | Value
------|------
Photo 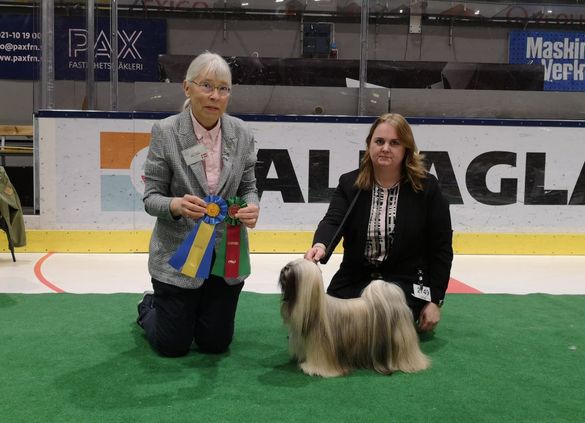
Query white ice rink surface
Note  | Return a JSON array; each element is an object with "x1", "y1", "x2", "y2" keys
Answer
[{"x1": 1, "y1": 253, "x2": 584, "y2": 295}]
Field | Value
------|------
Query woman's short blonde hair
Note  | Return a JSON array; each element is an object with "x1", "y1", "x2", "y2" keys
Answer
[{"x1": 355, "y1": 113, "x2": 427, "y2": 191}]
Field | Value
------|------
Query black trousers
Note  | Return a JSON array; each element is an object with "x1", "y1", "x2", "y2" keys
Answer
[{"x1": 140, "y1": 276, "x2": 244, "y2": 357}]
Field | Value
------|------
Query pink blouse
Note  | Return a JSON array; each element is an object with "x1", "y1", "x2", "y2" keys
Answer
[{"x1": 190, "y1": 111, "x2": 222, "y2": 195}]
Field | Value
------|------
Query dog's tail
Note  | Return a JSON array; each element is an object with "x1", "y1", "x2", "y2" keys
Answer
[{"x1": 362, "y1": 280, "x2": 431, "y2": 373}]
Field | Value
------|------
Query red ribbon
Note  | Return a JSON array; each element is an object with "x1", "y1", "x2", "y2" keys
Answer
[{"x1": 224, "y1": 224, "x2": 241, "y2": 278}]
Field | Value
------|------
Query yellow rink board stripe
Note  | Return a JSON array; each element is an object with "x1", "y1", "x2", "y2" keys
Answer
[{"x1": 1, "y1": 230, "x2": 585, "y2": 255}]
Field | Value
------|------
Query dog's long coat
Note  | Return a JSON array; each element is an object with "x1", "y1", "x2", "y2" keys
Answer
[{"x1": 279, "y1": 259, "x2": 430, "y2": 377}]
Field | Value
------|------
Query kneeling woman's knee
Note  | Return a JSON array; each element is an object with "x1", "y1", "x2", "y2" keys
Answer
[{"x1": 154, "y1": 339, "x2": 192, "y2": 358}]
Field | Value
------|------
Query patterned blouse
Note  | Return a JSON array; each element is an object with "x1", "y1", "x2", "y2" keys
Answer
[{"x1": 365, "y1": 182, "x2": 400, "y2": 264}]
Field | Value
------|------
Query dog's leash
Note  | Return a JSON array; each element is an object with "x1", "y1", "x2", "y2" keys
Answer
[{"x1": 320, "y1": 189, "x2": 362, "y2": 264}]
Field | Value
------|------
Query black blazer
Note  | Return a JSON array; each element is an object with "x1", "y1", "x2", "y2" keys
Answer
[{"x1": 313, "y1": 169, "x2": 453, "y2": 305}]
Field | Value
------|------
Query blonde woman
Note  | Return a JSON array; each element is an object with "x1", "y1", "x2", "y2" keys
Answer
[{"x1": 305, "y1": 113, "x2": 453, "y2": 333}]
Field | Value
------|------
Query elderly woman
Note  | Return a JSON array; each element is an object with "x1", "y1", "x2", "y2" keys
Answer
[
  {"x1": 304, "y1": 113, "x2": 453, "y2": 333},
  {"x1": 137, "y1": 51, "x2": 260, "y2": 357}
]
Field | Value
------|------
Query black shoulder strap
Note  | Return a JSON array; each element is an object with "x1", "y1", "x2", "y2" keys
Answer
[{"x1": 320, "y1": 189, "x2": 362, "y2": 264}]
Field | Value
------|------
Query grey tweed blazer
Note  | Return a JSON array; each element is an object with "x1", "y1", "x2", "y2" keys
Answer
[{"x1": 143, "y1": 109, "x2": 259, "y2": 289}]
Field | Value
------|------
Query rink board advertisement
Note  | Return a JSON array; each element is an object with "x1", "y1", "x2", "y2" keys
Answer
[{"x1": 37, "y1": 114, "x2": 585, "y2": 233}]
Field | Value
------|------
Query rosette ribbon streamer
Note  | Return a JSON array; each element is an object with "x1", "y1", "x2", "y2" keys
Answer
[
  {"x1": 212, "y1": 196, "x2": 251, "y2": 278},
  {"x1": 169, "y1": 195, "x2": 227, "y2": 279}
]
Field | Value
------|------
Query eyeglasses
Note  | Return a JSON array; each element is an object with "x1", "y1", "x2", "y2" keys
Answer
[{"x1": 190, "y1": 80, "x2": 231, "y2": 97}]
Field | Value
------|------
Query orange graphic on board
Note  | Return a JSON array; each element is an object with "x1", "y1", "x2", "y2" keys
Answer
[{"x1": 100, "y1": 132, "x2": 151, "y2": 169}]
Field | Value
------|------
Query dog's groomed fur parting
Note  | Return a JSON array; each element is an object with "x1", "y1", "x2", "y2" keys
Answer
[{"x1": 279, "y1": 258, "x2": 430, "y2": 377}]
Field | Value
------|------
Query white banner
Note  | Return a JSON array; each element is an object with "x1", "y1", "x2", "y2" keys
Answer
[{"x1": 38, "y1": 116, "x2": 585, "y2": 233}]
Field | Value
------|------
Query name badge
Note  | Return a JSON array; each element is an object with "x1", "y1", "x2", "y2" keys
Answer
[
  {"x1": 412, "y1": 284, "x2": 431, "y2": 302},
  {"x1": 182, "y1": 144, "x2": 208, "y2": 166}
]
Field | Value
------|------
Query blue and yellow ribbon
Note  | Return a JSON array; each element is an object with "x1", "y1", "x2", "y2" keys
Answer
[{"x1": 168, "y1": 195, "x2": 227, "y2": 279}]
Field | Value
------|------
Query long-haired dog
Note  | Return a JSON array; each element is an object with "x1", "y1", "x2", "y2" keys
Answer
[{"x1": 279, "y1": 258, "x2": 430, "y2": 377}]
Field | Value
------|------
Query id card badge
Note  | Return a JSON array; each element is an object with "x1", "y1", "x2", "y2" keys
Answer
[
  {"x1": 412, "y1": 284, "x2": 432, "y2": 302},
  {"x1": 182, "y1": 144, "x2": 208, "y2": 166}
]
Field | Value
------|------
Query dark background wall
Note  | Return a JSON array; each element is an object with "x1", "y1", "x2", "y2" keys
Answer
[{"x1": 1, "y1": 16, "x2": 571, "y2": 124}]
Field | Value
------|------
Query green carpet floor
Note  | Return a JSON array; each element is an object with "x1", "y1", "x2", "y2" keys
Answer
[{"x1": 0, "y1": 292, "x2": 583, "y2": 422}]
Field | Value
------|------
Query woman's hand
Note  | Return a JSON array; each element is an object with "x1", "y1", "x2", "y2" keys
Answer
[
  {"x1": 418, "y1": 302, "x2": 441, "y2": 332},
  {"x1": 304, "y1": 243, "x2": 326, "y2": 262},
  {"x1": 170, "y1": 197, "x2": 259, "y2": 227},
  {"x1": 235, "y1": 203, "x2": 260, "y2": 228},
  {"x1": 170, "y1": 194, "x2": 208, "y2": 220}
]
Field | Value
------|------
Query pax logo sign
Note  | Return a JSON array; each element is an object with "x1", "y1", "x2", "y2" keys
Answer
[
  {"x1": 54, "y1": 16, "x2": 166, "y2": 81},
  {"x1": 69, "y1": 29, "x2": 143, "y2": 60}
]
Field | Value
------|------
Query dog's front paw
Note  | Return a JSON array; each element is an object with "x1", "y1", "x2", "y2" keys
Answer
[{"x1": 300, "y1": 361, "x2": 344, "y2": 378}]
